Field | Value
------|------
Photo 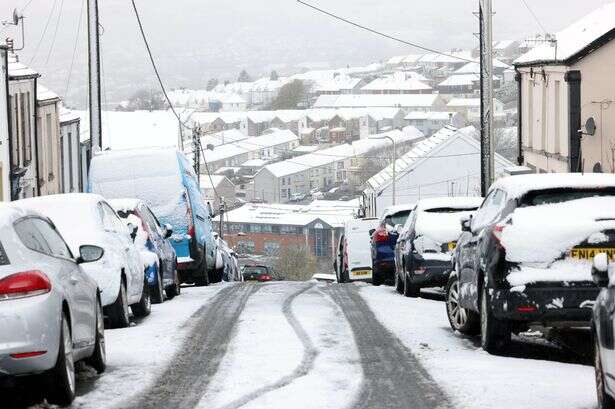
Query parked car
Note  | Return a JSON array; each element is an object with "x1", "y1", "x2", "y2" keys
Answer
[
  {"x1": 215, "y1": 236, "x2": 240, "y2": 281},
  {"x1": 396, "y1": 197, "x2": 481, "y2": 297},
  {"x1": 110, "y1": 199, "x2": 180, "y2": 302},
  {"x1": 446, "y1": 174, "x2": 615, "y2": 354},
  {"x1": 371, "y1": 204, "x2": 415, "y2": 286},
  {"x1": 0, "y1": 204, "x2": 106, "y2": 405},
  {"x1": 591, "y1": 253, "x2": 615, "y2": 409},
  {"x1": 241, "y1": 265, "x2": 283, "y2": 282},
  {"x1": 88, "y1": 148, "x2": 218, "y2": 286},
  {"x1": 17, "y1": 194, "x2": 149, "y2": 328},
  {"x1": 335, "y1": 218, "x2": 379, "y2": 283}
]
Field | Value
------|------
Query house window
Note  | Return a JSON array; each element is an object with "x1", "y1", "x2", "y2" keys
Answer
[
  {"x1": 67, "y1": 131, "x2": 74, "y2": 190},
  {"x1": 19, "y1": 93, "x2": 27, "y2": 164},
  {"x1": 36, "y1": 116, "x2": 43, "y2": 183},
  {"x1": 24, "y1": 92, "x2": 31, "y2": 162},
  {"x1": 527, "y1": 79, "x2": 533, "y2": 148},
  {"x1": 554, "y1": 81, "x2": 561, "y2": 154},
  {"x1": 10, "y1": 95, "x2": 18, "y2": 167},
  {"x1": 264, "y1": 241, "x2": 280, "y2": 255},
  {"x1": 541, "y1": 81, "x2": 547, "y2": 152},
  {"x1": 236, "y1": 240, "x2": 255, "y2": 254},
  {"x1": 59, "y1": 133, "x2": 65, "y2": 192}
]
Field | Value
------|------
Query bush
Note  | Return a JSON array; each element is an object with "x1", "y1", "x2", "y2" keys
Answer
[{"x1": 274, "y1": 245, "x2": 317, "y2": 281}]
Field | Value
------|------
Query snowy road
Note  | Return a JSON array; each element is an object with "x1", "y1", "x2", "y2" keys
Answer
[{"x1": 4, "y1": 281, "x2": 597, "y2": 409}]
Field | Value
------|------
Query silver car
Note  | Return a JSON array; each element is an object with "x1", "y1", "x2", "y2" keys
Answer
[{"x1": 0, "y1": 204, "x2": 106, "y2": 406}]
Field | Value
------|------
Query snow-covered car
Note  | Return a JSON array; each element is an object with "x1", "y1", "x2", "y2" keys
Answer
[
  {"x1": 16, "y1": 194, "x2": 149, "y2": 328},
  {"x1": 335, "y1": 218, "x2": 380, "y2": 283},
  {"x1": 215, "y1": 236, "x2": 239, "y2": 281},
  {"x1": 591, "y1": 253, "x2": 615, "y2": 409},
  {"x1": 88, "y1": 148, "x2": 218, "y2": 287},
  {"x1": 371, "y1": 204, "x2": 416, "y2": 286},
  {"x1": 0, "y1": 204, "x2": 106, "y2": 406},
  {"x1": 110, "y1": 199, "x2": 180, "y2": 303},
  {"x1": 446, "y1": 173, "x2": 615, "y2": 354},
  {"x1": 396, "y1": 197, "x2": 481, "y2": 297}
]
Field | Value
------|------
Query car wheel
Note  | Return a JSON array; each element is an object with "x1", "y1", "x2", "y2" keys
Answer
[
  {"x1": 371, "y1": 265, "x2": 383, "y2": 286},
  {"x1": 480, "y1": 285, "x2": 511, "y2": 354},
  {"x1": 596, "y1": 337, "x2": 615, "y2": 409},
  {"x1": 403, "y1": 271, "x2": 420, "y2": 298},
  {"x1": 86, "y1": 298, "x2": 107, "y2": 373},
  {"x1": 151, "y1": 269, "x2": 164, "y2": 304},
  {"x1": 46, "y1": 313, "x2": 76, "y2": 406},
  {"x1": 132, "y1": 279, "x2": 152, "y2": 318},
  {"x1": 446, "y1": 274, "x2": 479, "y2": 335},
  {"x1": 107, "y1": 280, "x2": 130, "y2": 328},
  {"x1": 166, "y1": 270, "x2": 181, "y2": 299}
]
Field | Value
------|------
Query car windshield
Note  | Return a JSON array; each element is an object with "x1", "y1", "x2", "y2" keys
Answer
[
  {"x1": 522, "y1": 188, "x2": 615, "y2": 206},
  {"x1": 385, "y1": 210, "x2": 412, "y2": 227},
  {"x1": 243, "y1": 266, "x2": 268, "y2": 275}
]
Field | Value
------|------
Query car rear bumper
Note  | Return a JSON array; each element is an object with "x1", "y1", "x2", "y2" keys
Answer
[
  {"x1": 0, "y1": 293, "x2": 61, "y2": 376},
  {"x1": 490, "y1": 286, "x2": 600, "y2": 324},
  {"x1": 411, "y1": 258, "x2": 452, "y2": 287},
  {"x1": 373, "y1": 259, "x2": 396, "y2": 278}
]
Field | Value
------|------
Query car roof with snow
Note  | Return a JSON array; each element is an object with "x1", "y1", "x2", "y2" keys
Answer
[
  {"x1": 0, "y1": 202, "x2": 44, "y2": 225},
  {"x1": 17, "y1": 193, "x2": 106, "y2": 208},
  {"x1": 108, "y1": 198, "x2": 144, "y2": 213},
  {"x1": 380, "y1": 203, "x2": 416, "y2": 218},
  {"x1": 415, "y1": 196, "x2": 483, "y2": 212},
  {"x1": 490, "y1": 173, "x2": 615, "y2": 199}
]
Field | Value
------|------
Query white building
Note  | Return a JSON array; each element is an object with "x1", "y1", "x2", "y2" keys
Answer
[
  {"x1": 254, "y1": 129, "x2": 424, "y2": 203},
  {"x1": 361, "y1": 72, "x2": 432, "y2": 94},
  {"x1": 199, "y1": 174, "x2": 236, "y2": 210},
  {"x1": 59, "y1": 107, "x2": 82, "y2": 193},
  {"x1": 446, "y1": 97, "x2": 505, "y2": 124},
  {"x1": 363, "y1": 126, "x2": 513, "y2": 217},
  {"x1": 313, "y1": 94, "x2": 445, "y2": 111},
  {"x1": 36, "y1": 85, "x2": 62, "y2": 196},
  {"x1": 404, "y1": 111, "x2": 466, "y2": 135}
]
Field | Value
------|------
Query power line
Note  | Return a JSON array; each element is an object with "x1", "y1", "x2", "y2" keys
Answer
[
  {"x1": 28, "y1": 0, "x2": 58, "y2": 65},
  {"x1": 296, "y1": 0, "x2": 475, "y2": 63},
  {"x1": 64, "y1": 0, "x2": 85, "y2": 98},
  {"x1": 43, "y1": 0, "x2": 64, "y2": 66},
  {"x1": 520, "y1": 0, "x2": 547, "y2": 34}
]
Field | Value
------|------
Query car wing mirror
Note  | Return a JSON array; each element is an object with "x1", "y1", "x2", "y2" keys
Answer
[
  {"x1": 592, "y1": 253, "x2": 610, "y2": 287},
  {"x1": 77, "y1": 245, "x2": 105, "y2": 264},
  {"x1": 460, "y1": 215, "x2": 472, "y2": 232},
  {"x1": 163, "y1": 223, "x2": 173, "y2": 239},
  {"x1": 368, "y1": 229, "x2": 375, "y2": 237}
]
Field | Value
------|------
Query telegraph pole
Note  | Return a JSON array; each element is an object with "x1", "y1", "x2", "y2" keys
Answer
[
  {"x1": 87, "y1": 0, "x2": 102, "y2": 151},
  {"x1": 218, "y1": 199, "x2": 226, "y2": 239},
  {"x1": 479, "y1": 0, "x2": 494, "y2": 196}
]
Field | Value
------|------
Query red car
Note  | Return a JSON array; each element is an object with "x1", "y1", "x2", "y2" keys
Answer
[{"x1": 241, "y1": 265, "x2": 284, "y2": 282}]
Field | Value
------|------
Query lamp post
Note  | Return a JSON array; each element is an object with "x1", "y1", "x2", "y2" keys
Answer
[{"x1": 369, "y1": 135, "x2": 397, "y2": 205}]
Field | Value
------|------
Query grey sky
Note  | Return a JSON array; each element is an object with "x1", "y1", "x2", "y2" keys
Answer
[{"x1": 1, "y1": 0, "x2": 609, "y2": 107}]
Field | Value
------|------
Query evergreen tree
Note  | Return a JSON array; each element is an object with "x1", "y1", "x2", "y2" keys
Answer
[
  {"x1": 270, "y1": 70, "x2": 279, "y2": 81},
  {"x1": 269, "y1": 80, "x2": 306, "y2": 110},
  {"x1": 206, "y1": 78, "x2": 219, "y2": 91},
  {"x1": 237, "y1": 69, "x2": 252, "y2": 82}
]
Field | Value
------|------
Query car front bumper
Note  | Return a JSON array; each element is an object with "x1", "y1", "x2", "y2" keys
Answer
[
  {"x1": 0, "y1": 293, "x2": 61, "y2": 376},
  {"x1": 490, "y1": 285, "x2": 599, "y2": 324}
]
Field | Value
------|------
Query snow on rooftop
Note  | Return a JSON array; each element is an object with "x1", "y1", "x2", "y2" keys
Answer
[
  {"x1": 313, "y1": 75, "x2": 362, "y2": 92},
  {"x1": 199, "y1": 174, "x2": 229, "y2": 190},
  {"x1": 515, "y1": 2, "x2": 615, "y2": 65},
  {"x1": 262, "y1": 129, "x2": 423, "y2": 178},
  {"x1": 405, "y1": 111, "x2": 456, "y2": 121},
  {"x1": 438, "y1": 74, "x2": 479, "y2": 87},
  {"x1": 313, "y1": 94, "x2": 441, "y2": 109},
  {"x1": 200, "y1": 129, "x2": 247, "y2": 148},
  {"x1": 36, "y1": 84, "x2": 60, "y2": 102},
  {"x1": 59, "y1": 106, "x2": 81, "y2": 124},
  {"x1": 201, "y1": 129, "x2": 298, "y2": 164},
  {"x1": 240, "y1": 158, "x2": 269, "y2": 167},
  {"x1": 362, "y1": 75, "x2": 432, "y2": 92},
  {"x1": 7, "y1": 53, "x2": 38, "y2": 78}
]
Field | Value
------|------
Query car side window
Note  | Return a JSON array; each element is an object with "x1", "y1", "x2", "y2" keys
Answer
[
  {"x1": 472, "y1": 189, "x2": 507, "y2": 231},
  {"x1": 101, "y1": 202, "x2": 127, "y2": 234},
  {"x1": 14, "y1": 218, "x2": 52, "y2": 255},
  {"x1": 33, "y1": 218, "x2": 73, "y2": 259}
]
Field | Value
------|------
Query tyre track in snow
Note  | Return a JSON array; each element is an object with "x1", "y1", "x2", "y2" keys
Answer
[
  {"x1": 217, "y1": 282, "x2": 318, "y2": 409},
  {"x1": 325, "y1": 284, "x2": 451, "y2": 409},
  {"x1": 122, "y1": 283, "x2": 258, "y2": 409}
]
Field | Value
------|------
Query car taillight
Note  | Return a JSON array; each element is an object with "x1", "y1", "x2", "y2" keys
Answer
[
  {"x1": 492, "y1": 224, "x2": 505, "y2": 248},
  {"x1": 0, "y1": 271, "x2": 51, "y2": 300},
  {"x1": 373, "y1": 226, "x2": 389, "y2": 243},
  {"x1": 259, "y1": 274, "x2": 272, "y2": 282}
]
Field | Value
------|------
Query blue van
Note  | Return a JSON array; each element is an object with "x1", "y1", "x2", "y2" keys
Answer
[{"x1": 88, "y1": 148, "x2": 217, "y2": 286}]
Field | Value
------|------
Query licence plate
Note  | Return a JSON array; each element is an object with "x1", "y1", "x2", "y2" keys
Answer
[
  {"x1": 569, "y1": 248, "x2": 615, "y2": 260},
  {"x1": 448, "y1": 242, "x2": 457, "y2": 251},
  {"x1": 353, "y1": 270, "x2": 371, "y2": 276}
]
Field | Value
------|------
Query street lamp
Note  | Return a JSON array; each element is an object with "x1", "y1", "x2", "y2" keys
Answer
[{"x1": 369, "y1": 135, "x2": 397, "y2": 205}]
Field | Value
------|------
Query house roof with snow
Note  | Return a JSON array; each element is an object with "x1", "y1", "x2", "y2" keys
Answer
[
  {"x1": 7, "y1": 53, "x2": 38, "y2": 79},
  {"x1": 36, "y1": 84, "x2": 60, "y2": 103},
  {"x1": 366, "y1": 125, "x2": 512, "y2": 194},
  {"x1": 261, "y1": 128, "x2": 423, "y2": 178},
  {"x1": 59, "y1": 106, "x2": 81, "y2": 125},
  {"x1": 454, "y1": 59, "x2": 510, "y2": 74},
  {"x1": 313, "y1": 75, "x2": 363, "y2": 92},
  {"x1": 515, "y1": 2, "x2": 615, "y2": 66},
  {"x1": 361, "y1": 76, "x2": 432, "y2": 92},
  {"x1": 199, "y1": 175, "x2": 231, "y2": 190},
  {"x1": 201, "y1": 129, "x2": 298, "y2": 164},
  {"x1": 313, "y1": 94, "x2": 442, "y2": 109},
  {"x1": 405, "y1": 111, "x2": 456, "y2": 121},
  {"x1": 200, "y1": 129, "x2": 247, "y2": 148}
]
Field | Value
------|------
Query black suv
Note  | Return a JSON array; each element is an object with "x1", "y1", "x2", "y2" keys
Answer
[{"x1": 446, "y1": 174, "x2": 615, "y2": 354}]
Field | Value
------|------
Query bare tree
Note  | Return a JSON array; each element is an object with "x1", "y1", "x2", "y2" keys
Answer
[{"x1": 275, "y1": 245, "x2": 317, "y2": 281}]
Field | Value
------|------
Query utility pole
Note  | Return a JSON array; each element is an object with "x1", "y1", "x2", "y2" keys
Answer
[
  {"x1": 87, "y1": 0, "x2": 102, "y2": 151},
  {"x1": 479, "y1": 0, "x2": 494, "y2": 196},
  {"x1": 218, "y1": 198, "x2": 226, "y2": 239}
]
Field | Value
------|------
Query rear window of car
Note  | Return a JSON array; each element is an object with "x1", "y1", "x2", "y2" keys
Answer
[
  {"x1": 423, "y1": 207, "x2": 479, "y2": 213},
  {"x1": 522, "y1": 188, "x2": 615, "y2": 206},
  {"x1": 243, "y1": 266, "x2": 268, "y2": 275},
  {"x1": 385, "y1": 210, "x2": 412, "y2": 227},
  {"x1": 115, "y1": 209, "x2": 136, "y2": 219}
]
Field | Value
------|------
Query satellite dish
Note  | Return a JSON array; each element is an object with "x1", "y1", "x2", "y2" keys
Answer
[
  {"x1": 585, "y1": 117, "x2": 597, "y2": 136},
  {"x1": 12, "y1": 9, "x2": 21, "y2": 25}
]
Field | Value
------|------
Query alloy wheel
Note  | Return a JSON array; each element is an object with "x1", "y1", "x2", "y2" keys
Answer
[
  {"x1": 63, "y1": 318, "x2": 75, "y2": 395},
  {"x1": 447, "y1": 279, "x2": 467, "y2": 329},
  {"x1": 121, "y1": 284, "x2": 129, "y2": 323}
]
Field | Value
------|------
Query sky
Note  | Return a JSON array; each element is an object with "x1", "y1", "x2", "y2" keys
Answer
[{"x1": 0, "y1": 0, "x2": 610, "y2": 107}]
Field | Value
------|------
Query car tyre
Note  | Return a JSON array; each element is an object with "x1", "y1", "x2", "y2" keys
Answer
[
  {"x1": 86, "y1": 298, "x2": 107, "y2": 373},
  {"x1": 166, "y1": 270, "x2": 181, "y2": 299},
  {"x1": 445, "y1": 274, "x2": 479, "y2": 335},
  {"x1": 107, "y1": 280, "x2": 130, "y2": 328},
  {"x1": 596, "y1": 337, "x2": 615, "y2": 409},
  {"x1": 151, "y1": 269, "x2": 164, "y2": 304},
  {"x1": 480, "y1": 285, "x2": 511, "y2": 354},
  {"x1": 132, "y1": 279, "x2": 152, "y2": 318},
  {"x1": 403, "y1": 272, "x2": 420, "y2": 298},
  {"x1": 46, "y1": 313, "x2": 76, "y2": 406}
]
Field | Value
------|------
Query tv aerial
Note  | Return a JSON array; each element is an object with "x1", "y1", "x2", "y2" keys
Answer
[{"x1": 2, "y1": 9, "x2": 25, "y2": 51}]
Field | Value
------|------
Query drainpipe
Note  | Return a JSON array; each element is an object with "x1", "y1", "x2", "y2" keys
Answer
[
  {"x1": 515, "y1": 69, "x2": 523, "y2": 165},
  {"x1": 33, "y1": 77, "x2": 40, "y2": 196},
  {"x1": 565, "y1": 70, "x2": 582, "y2": 172},
  {"x1": 2, "y1": 47, "x2": 12, "y2": 201}
]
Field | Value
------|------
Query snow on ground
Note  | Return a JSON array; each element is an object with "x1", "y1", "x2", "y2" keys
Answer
[
  {"x1": 359, "y1": 285, "x2": 596, "y2": 409},
  {"x1": 199, "y1": 282, "x2": 362, "y2": 409},
  {"x1": 72, "y1": 284, "x2": 229, "y2": 409}
]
